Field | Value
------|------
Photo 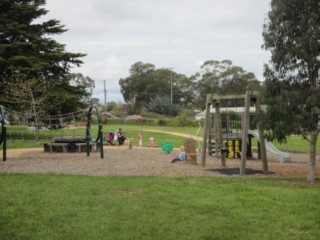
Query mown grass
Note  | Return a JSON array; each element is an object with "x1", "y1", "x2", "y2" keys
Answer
[
  {"x1": 4, "y1": 125, "x2": 201, "y2": 149},
  {"x1": 0, "y1": 174, "x2": 319, "y2": 240},
  {"x1": 3, "y1": 124, "x2": 320, "y2": 153}
]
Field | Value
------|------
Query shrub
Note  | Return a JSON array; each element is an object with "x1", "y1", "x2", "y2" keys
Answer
[
  {"x1": 158, "y1": 119, "x2": 167, "y2": 126},
  {"x1": 145, "y1": 96, "x2": 180, "y2": 116}
]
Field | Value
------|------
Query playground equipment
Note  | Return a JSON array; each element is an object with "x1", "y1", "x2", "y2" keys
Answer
[
  {"x1": 21, "y1": 105, "x2": 104, "y2": 159},
  {"x1": 43, "y1": 105, "x2": 104, "y2": 158},
  {"x1": 184, "y1": 138, "x2": 197, "y2": 164},
  {"x1": 248, "y1": 130, "x2": 291, "y2": 163},
  {"x1": 161, "y1": 141, "x2": 173, "y2": 153},
  {"x1": 86, "y1": 105, "x2": 104, "y2": 159},
  {"x1": 196, "y1": 121, "x2": 202, "y2": 151},
  {"x1": 201, "y1": 91, "x2": 268, "y2": 175},
  {"x1": 2, "y1": 104, "x2": 104, "y2": 159},
  {"x1": 0, "y1": 105, "x2": 7, "y2": 161}
]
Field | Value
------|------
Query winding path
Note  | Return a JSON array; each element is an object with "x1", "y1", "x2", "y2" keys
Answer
[{"x1": 143, "y1": 130, "x2": 203, "y2": 141}]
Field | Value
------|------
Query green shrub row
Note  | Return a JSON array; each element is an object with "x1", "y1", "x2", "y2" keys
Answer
[{"x1": 97, "y1": 118, "x2": 199, "y2": 127}]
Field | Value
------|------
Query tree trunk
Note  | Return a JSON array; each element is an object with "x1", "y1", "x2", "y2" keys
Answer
[
  {"x1": 30, "y1": 91, "x2": 40, "y2": 143},
  {"x1": 307, "y1": 130, "x2": 318, "y2": 182}
]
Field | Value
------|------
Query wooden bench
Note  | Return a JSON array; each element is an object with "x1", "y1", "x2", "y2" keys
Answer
[
  {"x1": 74, "y1": 142, "x2": 96, "y2": 152},
  {"x1": 44, "y1": 142, "x2": 70, "y2": 153}
]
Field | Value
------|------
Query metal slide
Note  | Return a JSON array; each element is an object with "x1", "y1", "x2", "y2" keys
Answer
[{"x1": 248, "y1": 130, "x2": 291, "y2": 163}]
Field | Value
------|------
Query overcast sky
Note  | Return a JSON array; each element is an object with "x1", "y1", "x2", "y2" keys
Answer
[{"x1": 43, "y1": 0, "x2": 271, "y2": 103}]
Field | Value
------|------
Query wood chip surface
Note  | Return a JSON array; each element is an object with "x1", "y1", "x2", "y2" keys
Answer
[{"x1": 0, "y1": 147, "x2": 319, "y2": 178}]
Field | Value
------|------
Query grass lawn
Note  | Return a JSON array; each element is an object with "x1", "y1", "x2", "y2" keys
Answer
[
  {"x1": 4, "y1": 125, "x2": 201, "y2": 149},
  {"x1": 1, "y1": 174, "x2": 319, "y2": 240},
  {"x1": 3, "y1": 124, "x2": 320, "y2": 153}
]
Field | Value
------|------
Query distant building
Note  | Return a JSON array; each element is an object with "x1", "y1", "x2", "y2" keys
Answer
[
  {"x1": 126, "y1": 115, "x2": 143, "y2": 120},
  {"x1": 101, "y1": 112, "x2": 118, "y2": 120},
  {"x1": 195, "y1": 105, "x2": 267, "y2": 120}
]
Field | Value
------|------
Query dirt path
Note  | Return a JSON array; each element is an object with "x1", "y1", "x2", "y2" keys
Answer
[{"x1": 143, "y1": 129, "x2": 203, "y2": 141}]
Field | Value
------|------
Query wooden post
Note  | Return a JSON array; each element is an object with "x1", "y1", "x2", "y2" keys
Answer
[
  {"x1": 240, "y1": 91, "x2": 251, "y2": 175},
  {"x1": 255, "y1": 94, "x2": 268, "y2": 173},
  {"x1": 201, "y1": 94, "x2": 212, "y2": 167},
  {"x1": 215, "y1": 100, "x2": 226, "y2": 167},
  {"x1": 184, "y1": 138, "x2": 197, "y2": 164},
  {"x1": 214, "y1": 107, "x2": 219, "y2": 157}
]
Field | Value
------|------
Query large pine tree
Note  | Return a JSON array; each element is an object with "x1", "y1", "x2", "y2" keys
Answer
[{"x1": 0, "y1": 0, "x2": 86, "y2": 111}]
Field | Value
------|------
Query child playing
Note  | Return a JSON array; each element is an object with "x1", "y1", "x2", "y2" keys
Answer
[
  {"x1": 148, "y1": 137, "x2": 155, "y2": 147},
  {"x1": 138, "y1": 133, "x2": 143, "y2": 146},
  {"x1": 171, "y1": 146, "x2": 186, "y2": 163},
  {"x1": 106, "y1": 132, "x2": 114, "y2": 145}
]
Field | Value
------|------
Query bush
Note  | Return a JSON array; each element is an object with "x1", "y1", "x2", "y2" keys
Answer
[
  {"x1": 158, "y1": 119, "x2": 166, "y2": 126},
  {"x1": 140, "y1": 112, "x2": 167, "y2": 119},
  {"x1": 145, "y1": 96, "x2": 180, "y2": 116},
  {"x1": 136, "y1": 118, "x2": 147, "y2": 125}
]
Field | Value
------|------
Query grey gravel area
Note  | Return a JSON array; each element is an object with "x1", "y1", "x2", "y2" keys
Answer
[{"x1": 0, "y1": 148, "x2": 318, "y2": 177}]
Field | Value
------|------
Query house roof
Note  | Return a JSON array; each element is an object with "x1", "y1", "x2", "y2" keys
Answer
[
  {"x1": 126, "y1": 114, "x2": 143, "y2": 119},
  {"x1": 196, "y1": 105, "x2": 267, "y2": 118},
  {"x1": 102, "y1": 112, "x2": 118, "y2": 119}
]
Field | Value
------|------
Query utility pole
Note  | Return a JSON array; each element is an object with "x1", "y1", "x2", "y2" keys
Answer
[
  {"x1": 103, "y1": 80, "x2": 107, "y2": 106},
  {"x1": 168, "y1": 67, "x2": 174, "y2": 104}
]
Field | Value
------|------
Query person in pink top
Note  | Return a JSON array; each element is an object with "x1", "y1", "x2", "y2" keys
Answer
[
  {"x1": 138, "y1": 133, "x2": 143, "y2": 146},
  {"x1": 148, "y1": 137, "x2": 155, "y2": 147}
]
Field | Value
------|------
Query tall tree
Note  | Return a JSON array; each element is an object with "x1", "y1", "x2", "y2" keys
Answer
[
  {"x1": 46, "y1": 79, "x2": 89, "y2": 115},
  {"x1": 4, "y1": 77, "x2": 53, "y2": 142},
  {"x1": 68, "y1": 73, "x2": 95, "y2": 94},
  {"x1": 67, "y1": 73, "x2": 95, "y2": 104},
  {"x1": 0, "y1": 0, "x2": 85, "y2": 111},
  {"x1": 194, "y1": 60, "x2": 261, "y2": 108},
  {"x1": 119, "y1": 61, "x2": 195, "y2": 110},
  {"x1": 262, "y1": 0, "x2": 320, "y2": 182}
]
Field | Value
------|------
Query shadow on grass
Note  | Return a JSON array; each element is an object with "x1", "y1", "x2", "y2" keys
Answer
[{"x1": 209, "y1": 168, "x2": 275, "y2": 176}]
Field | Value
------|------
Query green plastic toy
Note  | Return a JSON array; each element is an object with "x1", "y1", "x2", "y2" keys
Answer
[{"x1": 161, "y1": 142, "x2": 173, "y2": 153}]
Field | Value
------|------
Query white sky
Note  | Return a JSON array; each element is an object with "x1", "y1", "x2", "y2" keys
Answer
[{"x1": 43, "y1": 0, "x2": 271, "y2": 103}]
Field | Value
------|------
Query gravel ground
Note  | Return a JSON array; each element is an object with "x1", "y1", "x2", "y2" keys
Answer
[{"x1": 0, "y1": 147, "x2": 319, "y2": 178}]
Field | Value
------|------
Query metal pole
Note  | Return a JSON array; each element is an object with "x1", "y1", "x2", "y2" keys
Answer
[
  {"x1": 0, "y1": 105, "x2": 7, "y2": 161},
  {"x1": 104, "y1": 80, "x2": 107, "y2": 106},
  {"x1": 86, "y1": 110, "x2": 91, "y2": 157},
  {"x1": 86, "y1": 105, "x2": 104, "y2": 159},
  {"x1": 170, "y1": 71, "x2": 173, "y2": 104},
  {"x1": 95, "y1": 106, "x2": 104, "y2": 159}
]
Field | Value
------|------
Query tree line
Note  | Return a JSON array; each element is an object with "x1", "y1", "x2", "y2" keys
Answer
[{"x1": 119, "y1": 60, "x2": 262, "y2": 113}]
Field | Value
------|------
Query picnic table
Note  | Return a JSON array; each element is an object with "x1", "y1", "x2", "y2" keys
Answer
[{"x1": 44, "y1": 136, "x2": 97, "y2": 153}]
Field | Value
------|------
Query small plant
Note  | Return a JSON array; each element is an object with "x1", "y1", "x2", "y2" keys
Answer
[{"x1": 158, "y1": 119, "x2": 166, "y2": 126}]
